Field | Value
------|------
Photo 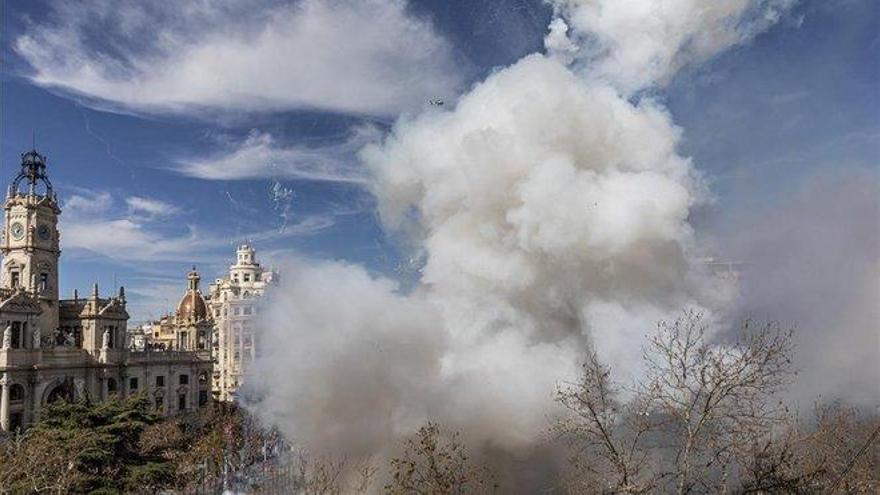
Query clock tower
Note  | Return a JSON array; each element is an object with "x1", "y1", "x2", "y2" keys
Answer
[{"x1": 2, "y1": 149, "x2": 61, "y2": 333}]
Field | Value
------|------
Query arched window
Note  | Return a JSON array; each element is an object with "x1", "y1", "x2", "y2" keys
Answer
[
  {"x1": 10, "y1": 322, "x2": 21, "y2": 349},
  {"x1": 107, "y1": 378, "x2": 118, "y2": 395},
  {"x1": 46, "y1": 381, "x2": 74, "y2": 404},
  {"x1": 9, "y1": 384, "x2": 25, "y2": 402}
]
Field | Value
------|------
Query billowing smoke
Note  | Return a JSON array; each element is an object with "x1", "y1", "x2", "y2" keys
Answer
[
  {"x1": 550, "y1": 0, "x2": 796, "y2": 91},
  {"x1": 246, "y1": 259, "x2": 446, "y2": 456},
  {"x1": 245, "y1": 0, "x2": 795, "y2": 473}
]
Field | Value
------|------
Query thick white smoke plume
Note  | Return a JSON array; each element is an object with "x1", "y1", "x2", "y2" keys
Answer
[
  {"x1": 246, "y1": 0, "x2": 792, "y2": 470},
  {"x1": 549, "y1": 0, "x2": 796, "y2": 91}
]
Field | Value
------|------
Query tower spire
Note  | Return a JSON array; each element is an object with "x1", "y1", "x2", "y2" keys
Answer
[{"x1": 10, "y1": 147, "x2": 54, "y2": 199}]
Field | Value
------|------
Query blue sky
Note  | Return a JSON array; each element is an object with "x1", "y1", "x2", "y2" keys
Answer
[{"x1": 0, "y1": 0, "x2": 877, "y2": 323}]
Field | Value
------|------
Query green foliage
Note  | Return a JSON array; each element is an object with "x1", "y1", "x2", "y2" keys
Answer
[
  {"x1": 0, "y1": 394, "x2": 170, "y2": 494},
  {"x1": 126, "y1": 461, "x2": 177, "y2": 489},
  {"x1": 0, "y1": 398, "x2": 285, "y2": 494}
]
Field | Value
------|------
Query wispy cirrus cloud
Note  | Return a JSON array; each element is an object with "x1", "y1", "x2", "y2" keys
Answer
[
  {"x1": 175, "y1": 127, "x2": 378, "y2": 182},
  {"x1": 14, "y1": 0, "x2": 464, "y2": 117},
  {"x1": 61, "y1": 189, "x2": 335, "y2": 263},
  {"x1": 62, "y1": 190, "x2": 214, "y2": 262}
]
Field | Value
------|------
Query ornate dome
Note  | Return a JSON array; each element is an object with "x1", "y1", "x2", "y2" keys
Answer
[
  {"x1": 177, "y1": 291, "x2": 208, "y2": 321},
  {"x1": 176, "y1": 267, "x2": 208, "y2": 321}
]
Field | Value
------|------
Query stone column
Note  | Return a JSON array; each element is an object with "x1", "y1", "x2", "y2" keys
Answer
[
  {"x1": 120, "y1": 371, "x2": 128, "y2": 399},
  {"x1": 0, "y1": 373, "x2": 9, "y2": 431},
  {"x1": 27, "y1": 375, "x2": 39, "y2": 426}
]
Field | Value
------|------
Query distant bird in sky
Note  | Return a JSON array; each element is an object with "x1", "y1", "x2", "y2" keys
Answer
[{"x1": 428, "y1": 99, "x2": 444, "y2": 106}]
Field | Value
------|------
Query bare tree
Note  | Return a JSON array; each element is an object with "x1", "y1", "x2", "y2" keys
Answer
[
  {"x1": 280, "y1": 449, "x2": 378, "y2": 494},
  {"x1": 735, "y1": 400, "x2": 880, "y2": 493},
  {"x1": 386, "y1": 422, "x2": 497, "y2": 494},
  {"x1": 292, "y1": 449, "x2": 347, "y2": 495},
  {"x1": 644, "y1": 312, "x2": 795, "y2": 493},
  {"x1": 555, "y1": 311, "x2": 797, "y2": 494},
  {"x1": 0, "y1": 428, "x2": 99, "y2": 494},
  {"x1": 553, "y1": 351, "x2": 659, "y2": 493},
  {"x1": 351, "y1": 459, "x2": 379, "y2": 494}
]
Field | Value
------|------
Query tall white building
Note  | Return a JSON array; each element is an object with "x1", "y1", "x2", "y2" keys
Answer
[{"x1": 208, "y1": 245, "x2": 276, "y2": 401}]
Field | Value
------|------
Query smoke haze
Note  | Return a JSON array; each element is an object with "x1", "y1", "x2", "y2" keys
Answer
[
  {"x1": 720, "y1": 167, "x2": 880, "y2": 407},
  {"x1": 240, "y1": 0, "x2": 877, "y2": 486}
]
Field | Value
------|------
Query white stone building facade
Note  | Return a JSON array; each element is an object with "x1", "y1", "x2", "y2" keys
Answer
[
  {"x1": 208, "y1": 245, "x2": 276, "y2": 401},
  {"x1": 0, "y1": 148, "x2": 213, "y2": 431}
]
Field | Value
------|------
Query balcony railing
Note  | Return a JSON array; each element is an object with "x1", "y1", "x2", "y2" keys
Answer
[
  {"x1": 0, "y1": 348, "x2": 209, "y2": 368},
  {"x1": 0, "y1": 347, "x2": 90, "y2": 368},
  {"x1": 125, "y1": 350, "x2": 205, "y2": 364}
]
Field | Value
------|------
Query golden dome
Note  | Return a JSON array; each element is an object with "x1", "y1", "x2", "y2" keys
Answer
[{"x1": 177, "y1": 291, "x2": 208, "y2": 321}]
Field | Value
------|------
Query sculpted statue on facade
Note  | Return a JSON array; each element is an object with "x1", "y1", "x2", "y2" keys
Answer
[
  {"x1": 32, "y1": 324, "x2": 40, "y2": 349},
  {"x1": 102, "y1": 328, "x2": 110, "y2": 349},
  {"x1": 2, "y1": 325, "x2": 10, "y2": 350}
]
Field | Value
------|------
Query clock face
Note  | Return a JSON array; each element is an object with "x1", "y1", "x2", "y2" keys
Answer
[
  {"x1": 10, "y1": 222, "x2": 24, "y2": 241},
  {"x1": 37, "y1": 224, "x2": 51, "y2": 241}
]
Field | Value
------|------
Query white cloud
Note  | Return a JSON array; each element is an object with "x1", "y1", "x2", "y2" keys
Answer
[
  {"x1": 65, "y1": 220, "x2": 190, "y2": 260},
  {"x1": 61, "y1": 189, "x2": 334, "y2": 262},
  {"x1": 62, "y1": 199, "x2": 210, "y2": 262},
  {"x1": 124, "y1": 280, "x2": 191, "y2": 323},
  {"x1": 15, "y1": 0, "x2": 463, "y2": 117},
  {"x1": 176, "y1": 128, "x2": 378, "y2": 182},
  {"x1": 63, "y1": 191, "x2": 113, "y2": 214},
  {"x1": 125, "y1": 196, "x2": 180, "y2": 217}
]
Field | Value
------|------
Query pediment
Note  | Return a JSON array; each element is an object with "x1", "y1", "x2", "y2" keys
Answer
[
  {"x1": 0, "y1": 291, "x2": 42, "y2": 314},
  {"x1": 3, "y1": 258, "x2": 23, "y2": 269},
  {"x1": 98, "y1": 299, "x2": 129, "y2": 320}
]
